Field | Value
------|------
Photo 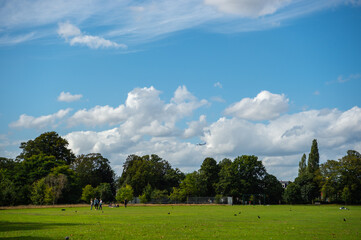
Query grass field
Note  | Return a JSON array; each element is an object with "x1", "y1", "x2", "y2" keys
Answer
[{"x1": 0, "y1": 204, "x2": 360, "y2": 239}]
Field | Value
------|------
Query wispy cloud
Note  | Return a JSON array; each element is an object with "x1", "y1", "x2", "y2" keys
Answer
[
  {"x1": 337, "y1": 73, "x2": 361, "y2": 83},
  {"x1": 0, "y1": 32, "x2": 37, "y2": 45},
  {"x1": 58, "y1": 91, "x2": 83, "y2": 102},
  {"x1": 57, "y1": 22, "x2": 127, "y2": 49},
  {"x1": 204, "y1": 0, "x2": 291, "y2": 17},
  {"x1": 0, "y1": 0, "x2": 352, "y2": 47},
  {"x1": 214, "y1": 82, "x2": 222, "y2": 88}
]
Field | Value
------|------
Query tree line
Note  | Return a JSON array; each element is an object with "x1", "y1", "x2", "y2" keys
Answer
[
  {"x1": 283, "y1": 140, "x2": 361, "y2": 204},
  {"x1": 0, "y1": 131, "x2": 360, "y2": 206}
]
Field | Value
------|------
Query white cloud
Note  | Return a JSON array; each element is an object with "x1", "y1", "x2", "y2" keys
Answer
[
  {"x1": 63, "y1": 88, "x2": 361, "y2": 181},
  {"x1": 9, "y1": 109, "x2": 71, "y2": 129},
  {"x1": 65, "y1": 105, "x2": 361, "y2": 180},
  {"x1": 57, "y1": 22, "x2": 127, "y2": 49},
  {"x1": 57, "y1": 21, "x2": 81, "y2": 39},
  {"x1": 58, "y1": 91, "x2": 83, "y2": 102},
  {"x1": 183, "y1": 115, "x2": 208, "y2": 138},
  {"x1": 224, "y1": 90, "x2": 289, "y2": 121},
  {"x1": 68, "y1": 86, "x2": 208, "y2": 131},
  {"x1": 8, "y1": 86, "x2": 361, "y2": 181},
  {"x1": 69, "y1": 34, "x2": 127, "y2": 49},
  {"x1": 204, "y1": 0, "x2": 291, "y2": 17}
]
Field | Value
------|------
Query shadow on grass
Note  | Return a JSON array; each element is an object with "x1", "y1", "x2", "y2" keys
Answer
[
  {"x1": 0, "y1": 237, "x2": 53, "y2": 240},
  {"x1": 0, "y1": 221, "x2": 81, "y2": 233}
]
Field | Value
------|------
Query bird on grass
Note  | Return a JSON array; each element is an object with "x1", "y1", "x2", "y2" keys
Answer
[
  {"x1": 234, "y1": 214, "x2": 237, "y2": 216},
  {"x1": 65, "y1": 237, "x2": 69, "y2": 240},
  {"x1": 168, "y1": 212, "x2": 170, "y2": 215},
  {"x1": 258, "y1": 216, "x2": 260, "y2": 219},
  {"x1": 344, "y1": 218, "x2": 346, "y2": 222},
  {"x1": 239, "y1": 212, "x2": 241, "y2": 214}
]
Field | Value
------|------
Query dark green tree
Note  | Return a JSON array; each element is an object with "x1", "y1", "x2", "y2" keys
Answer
[
  {"x1": 298, "y1": 154, "x2": 307, "y2": 177},
  {"x1": 339, "y1": 150, "x2": 361, "y2": 203},
  {"x1": 320, "y1": 160, "x2": 341, "y2": 202},
  {"x1": 0, "y1": 170, "x2": 17, "y2": 206},
  {"x1": 231, "y1": 155, "x2": 267, "y2": 198},
  {"x1": 283, "y1": 182, "x2": 301, "y2": 204},
  {"x1": 215, "y1": 158, "x2": 233, "y2": 196},
  {"x1": 199, "y1": 157, "x2": 219, "y2": 196},
  {"x1": 118, "y1": 154, "x2": 184, "y2": 196},
  {"x1": 95, "y1": 183, "x2": 114, "y2": 203},
  {"x1": 263, "y1": 174, "x2": 284, "y2": 204},
  {"x1": 17, "y1": 131, "x2": 75, "y2": 165},
  {"x1": 71, "y1": 153, "x2": 115, "y2": 191},
  {"x1": 178, "y1": 171, "x2": 203, "y2": 198}
]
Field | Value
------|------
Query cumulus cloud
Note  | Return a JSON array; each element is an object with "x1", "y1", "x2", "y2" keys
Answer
[
  {"x1": 204, "y1": 0, "x2": 291, "y2": 17},
  {"x1": 64, "y1": 105, "x2": 361, "y2": 179},
  {"x1": 8, "y1": 86, "x2": 361, "y2": 181},
  {"x1": 224, "y1": 90, "x2": 289, "y2": 121},
  {"x1": 9, "y1": 109, "x2": 71, "y2": 129},
  {"x1": 68, "y1": 86, "x2": 208, "y2": 131},
  {"x1": 203, "y1": 107, "x2": 361, "y2": 157},
  {"x1": 58, "y1": 91, "x2": 83, "y2": 102},
  {"x1": 183, "y1": 115, "x2": 208, "y2": 138},
  {"x1": 57, "y1": 21, "x2": 127, "y2": 49}
]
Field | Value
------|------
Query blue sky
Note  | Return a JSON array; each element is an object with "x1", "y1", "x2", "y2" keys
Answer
[{"x1": 1, "y1": 0, "x2": 361, "y2": 180}]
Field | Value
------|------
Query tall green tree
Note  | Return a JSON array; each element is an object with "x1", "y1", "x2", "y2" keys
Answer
[
  {"x1": 231, "y1": 155, "x2": 266, "y2": 198},
  {"x1": 298, "y1": 154, "x2": 307, "y2": 177},
  {"x1": 320, "y1": 160, "x2": 341, "y2": 202},
  {"x1": 215, "y1": 158, "x2": 233, "y2": 196},
  {"x1": 199, "y1": 157, "x2": 219, "y2": 196},
  {"x1": 308, "y1": 139, "x2": 320, "y2": 174}
]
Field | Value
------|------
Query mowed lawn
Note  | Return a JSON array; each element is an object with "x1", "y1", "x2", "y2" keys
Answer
[{"x1": 0, "y1": 204, "x2": 360, "y2": 240}]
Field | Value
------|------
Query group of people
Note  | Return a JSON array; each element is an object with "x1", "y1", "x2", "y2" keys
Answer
[{"x1": 90, "y1": 198, "x2": 103, "y2": 210}]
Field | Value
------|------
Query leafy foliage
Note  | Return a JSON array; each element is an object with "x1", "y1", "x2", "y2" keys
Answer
[
  {"x1": 116, "y1": 184, "x2": 134, "y2": 203},
  {"x1": 81, "y1": 185, "x2": 95, "y2": 203}
]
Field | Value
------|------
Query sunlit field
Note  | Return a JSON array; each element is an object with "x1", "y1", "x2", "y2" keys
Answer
[{"x1": 1, "y1": 205, "x2": 360, "y2": 239}]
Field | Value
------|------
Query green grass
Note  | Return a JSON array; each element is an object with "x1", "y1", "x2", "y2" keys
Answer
[{"x1": 0, "y1": 205, "x2": 360, "y2": 239}]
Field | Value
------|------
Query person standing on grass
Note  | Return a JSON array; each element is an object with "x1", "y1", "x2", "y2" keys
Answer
[
  {"x1": 99, "y1": 199, "x2": 103, "y2": 210},
  {"x1": 94, "y1": 198, "x2": 99, "y2": 210},
  {"x1": 90, "y1": 198, "x2": 94, "y2": 210}
]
